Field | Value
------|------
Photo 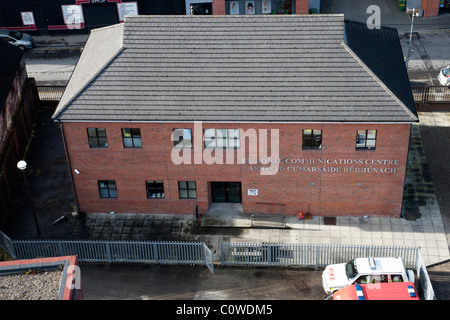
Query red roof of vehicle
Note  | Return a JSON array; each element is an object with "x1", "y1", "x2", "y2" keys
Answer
[{"x1": 333, "y1": 282, "x2": 419, "y2": 300}]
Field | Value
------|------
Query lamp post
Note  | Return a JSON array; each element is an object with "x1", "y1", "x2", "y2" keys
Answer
[
  {"x1": 17, "y1": 160, "x2": 41, "y2": 237},
  {"x1": 405, "y1": 9, "x2": 419, "y2": 70}
]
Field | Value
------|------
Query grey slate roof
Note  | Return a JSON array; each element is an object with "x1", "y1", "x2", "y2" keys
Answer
[{"x1": 52, "y1": 15, "x2": 418, "y2": 123}]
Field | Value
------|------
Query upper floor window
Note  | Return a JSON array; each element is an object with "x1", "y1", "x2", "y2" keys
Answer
[
  {"x1": 204, "y1": 128, "x2": 240, "y2": 148},
  {"x1": 87, "y1": 128, "x2": 108, "y2": 148},
  {"x1": 356, "y1": 130, "x2": 377, "y2": 150},
  {"x1": 173, "y1": 129, "x2": 192, "y2": 148},
  {"x1": 302, "y1": 129, "x2": 322, "y2": 150},
  {"x1": 122, "y1": 128, "x2": 142, "y2": 148},
  {"x1": 98, "y1": 180, "x2": 117, "y2": 198}
]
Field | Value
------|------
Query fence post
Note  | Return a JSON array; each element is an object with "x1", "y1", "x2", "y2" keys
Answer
[
  {"x1": 315, "y1": 245, "x2": 320, "y2": 268},
  {"x1": 58, "y1": 241, "x2": 64, "y2": 257},
  {"x1": 153, "y1": 243, "x2": 159, "y2": 264},
  {"x1": 106, "y1": 242, "x2": 112, "y2": 264},
  {"x1": 0, "y1": 230, "x2": 16, "y2": 259}
]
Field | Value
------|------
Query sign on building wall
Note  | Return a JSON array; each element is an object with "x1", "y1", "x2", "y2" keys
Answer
[
  {"x1": 262, "y1": 0, "x2": 271, "y2": 13},
  {"x1": 62, "y1": 5, "x2": 85, "y2": 29},
  {"x1": 245, "y1": 1, "x2": 255, "y2": 14},
  {"x1": 117, "y1": 2, "x2": 139, "y2": 22},
  {"x1": 230, "y1": 1, "x2": 240, "y2": 14},
  {"x1": 20, "y1": 12, "x2": 35, "y2": 26}
]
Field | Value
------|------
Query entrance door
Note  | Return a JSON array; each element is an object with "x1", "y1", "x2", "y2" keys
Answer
[{"x1": 211, "y1": 182, "x2": 241, "y2": 203}]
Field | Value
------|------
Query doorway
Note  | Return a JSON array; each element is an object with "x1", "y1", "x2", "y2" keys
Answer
[{"x1": 211, "y1": 182, "x2": 241, "y2": 203}]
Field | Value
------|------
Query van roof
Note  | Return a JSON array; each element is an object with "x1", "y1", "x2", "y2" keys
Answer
[
  {"x1": 333, "y1": 282, "x2": 419, "y2": 300},
  {"x1": 354, "y1": 257, "x2": 406, "y2": 274}
]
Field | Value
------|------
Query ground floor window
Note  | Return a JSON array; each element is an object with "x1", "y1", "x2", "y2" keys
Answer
[
  {"x1": 98, "y1": 180, "x2": 117, "y2": 198},
  {"x1": 146, "y1": 180, "x2": 165, "y2": 199},
  {"x1": 178, "y1": 181, "x2": 197, "y2": 199}
]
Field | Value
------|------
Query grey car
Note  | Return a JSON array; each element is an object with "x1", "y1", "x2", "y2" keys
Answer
[{"x1": 0, "y1": 30, "x2": 34, "y2": 50}]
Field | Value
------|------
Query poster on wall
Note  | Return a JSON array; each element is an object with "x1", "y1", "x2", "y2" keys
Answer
[
  {"x1": 118, "y1": 2, "x2": 139, "y2": 22},
  {"x1": 262, "y1": 0, "x2": 271, "y2": 14},
  {"x1": 62, "y1": 5, "x2": 84, "y2": 29},
  {"x1": 21, "y1": 12, "x2": 35, "y2": 25},
  {"x1": 245, "y1": 1, "x2": 255, "y2": 14},
  {"x1": 229, "y1": 1, "x2": 240, "y2": 14}
]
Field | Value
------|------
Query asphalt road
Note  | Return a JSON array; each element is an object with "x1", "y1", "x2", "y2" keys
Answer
[
  {"x1": 24, "y1": 49, "x2": 81, "y2": 85},
  {"x1": 79, "y1": 264, "x2": 325, "y2": 300}
]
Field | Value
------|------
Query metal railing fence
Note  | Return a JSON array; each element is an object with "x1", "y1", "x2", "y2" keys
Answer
[
  {"x1": 6, "y1": 238, "x2": 214, "y2": 274},
  {"x1": 415, "y1": 252, "x2": 435, "y2": 300},
  {"x1": 412, "y1": 85, "x2": 450, "y2": 103},
  {"x1": 221, "y1": 243, "x2": 420, "y2": 268},
  {"x1": 221, "y1": 242, "x2": 434, "y2": 300},
  {"x1": 36, "y1": 85, "x2": 66, "y2": 101}
]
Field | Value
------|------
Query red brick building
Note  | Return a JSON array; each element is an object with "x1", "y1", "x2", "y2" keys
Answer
[
  {"x1": 53, "y1": 15, "x2": 418, "y2": 218},
  {"x1": 0, "y1": 39, "x2": 39, "y2": 225}
]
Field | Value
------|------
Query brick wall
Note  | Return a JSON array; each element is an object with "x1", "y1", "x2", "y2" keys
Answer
[
  {"x1": 421, "y1": 0, "x2": 440, "y2": 17},
  {"x1": 295, "y1": 0, "x2": 309, "y2": 14},
  {"x1": 61, "y1": 121, "x2": 411, "y2": 218},
  {"x1": 212, "y1": 0, "x2": 226, "y2": 14},
  {"x1": 0, "y1": 76, "x2": 39, "y2": 226}
]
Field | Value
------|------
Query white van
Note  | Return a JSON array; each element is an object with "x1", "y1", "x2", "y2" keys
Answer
[
  {"x1": 438, "y1": 66, "x2": 450, "y2": 86},
  {"x1": 322, "y1": 257, "x2": 415, "y2": 294}
]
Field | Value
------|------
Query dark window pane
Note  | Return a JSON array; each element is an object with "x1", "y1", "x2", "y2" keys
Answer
[
  {"x1": 173, "y1": 129, "x2": 192, "y2": 148},
  {"x1": 88, "y1": 128, "x2": 107, "y2": 148},
  {"x1": 146, "y1": 181, "x2": 165, "y2": 198},
  {"x1": 356, "y1": 130, "x2": 376, "y2": 150},
  {"x1": 98, "y1": 180, "x2": 117, "y2": 198},
  {"x1": 179, "y1": 190, "x2": 188, "y2": 198},
  {"x1": 303, "y1": 129, "x2": 322, "y2": 150},
  {"x1": 178, "y1": 181, "x2": 196, "y2": 199},
  {"x1": 122, "y1": 128, "x2": 142, "y2": 148}
]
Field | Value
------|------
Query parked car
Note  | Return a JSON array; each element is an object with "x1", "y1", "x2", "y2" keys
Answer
[
  {"x1": 0, "y1": 30, "x2": 34, "y2": 50},
  {"x1": 322, "y1": 257, "x2": 415, "y2": 294},
  {"x1": 438, "y1": 66, "x2": 450, "y2": 86}
]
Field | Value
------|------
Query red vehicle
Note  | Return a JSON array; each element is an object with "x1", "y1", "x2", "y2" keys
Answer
[{"x1": 332, "y1": 282, "x2": 419, "y2": 300}]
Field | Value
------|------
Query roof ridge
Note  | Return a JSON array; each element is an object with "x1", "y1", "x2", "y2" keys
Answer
[{"x1": 340, "y1": 41, "x2": 418, "y2": 122}]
